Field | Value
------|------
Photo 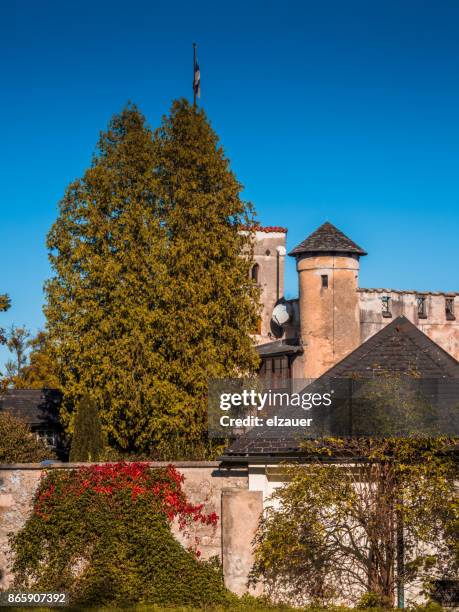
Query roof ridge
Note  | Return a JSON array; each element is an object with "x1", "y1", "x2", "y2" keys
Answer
[{"x1": 319, "y1": 315, "x2": 459, "y2": 379}]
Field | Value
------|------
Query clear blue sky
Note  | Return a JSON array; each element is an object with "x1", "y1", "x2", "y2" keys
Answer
[{"x1": 1, "y1": 0, "x2": 458, "y2": 369}]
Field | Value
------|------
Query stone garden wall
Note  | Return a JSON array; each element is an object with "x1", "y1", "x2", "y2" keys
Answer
[{"x1": 0, "y1": 462, "x2": 259, "y2": 595}]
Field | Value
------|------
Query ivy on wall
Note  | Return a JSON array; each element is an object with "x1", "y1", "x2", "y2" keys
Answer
[{"x1": 9, "y1": 462, "x2": 235, "y2": 607}]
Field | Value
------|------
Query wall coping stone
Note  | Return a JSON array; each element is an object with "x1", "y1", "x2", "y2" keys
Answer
[{"x1": 0, "y1": 461, "x2": 223, "y2": 470}]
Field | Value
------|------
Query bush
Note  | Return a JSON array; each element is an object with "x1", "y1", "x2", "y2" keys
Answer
[
  {"x1": 0, "y1": 412, "x2": 54, "y2": 463},
  {"x1": 10, "y1": 462, "x2": 236, "y2": 607},
  {"x1": 357, "y1": 592, "x2": 389, "y2": 608},
  {"x1": 69, "y1": 394, "x2": 104, "y2": 462}
]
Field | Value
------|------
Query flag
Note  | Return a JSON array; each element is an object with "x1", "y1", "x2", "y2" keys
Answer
[{"x1": 193, "y1": 46, "x2": 201, "y2": 99}]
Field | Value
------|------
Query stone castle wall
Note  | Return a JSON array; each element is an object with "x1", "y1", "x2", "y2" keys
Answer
[
  {"x1": 0, "y1": 462, "x2": 256, "y2": 594},
  {"x1": 359, "y1": 289, "x2": 459, "y2": 360},
  {"x1": 250, "y1": 229, "x2": 287, "y2": 343}
]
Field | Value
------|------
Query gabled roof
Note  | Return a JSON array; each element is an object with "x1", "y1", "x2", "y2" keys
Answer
[
  {"x1": 0, "y1": 388, "x2": 63, "y2": 428},
  {"x1": 288, "y1": 221, "x2": 367, "y2": 257},
  {"x1": 223, "y1": 317, "x2": 459, "y2": 459},
  {"x1": 324, "y1": 316, "x2": 459, "y2": 379}
]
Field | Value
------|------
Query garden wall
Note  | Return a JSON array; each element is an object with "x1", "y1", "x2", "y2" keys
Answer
[{"x1": 0, "y1": 462, "x2": 260, "y2": 595}]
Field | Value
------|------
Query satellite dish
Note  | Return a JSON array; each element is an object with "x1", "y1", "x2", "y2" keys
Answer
[
  {"x1": 276, "y1": 245, "x2": 286, "y2": 256},
  {"x1": 272, "y1": 302, "x2": 290, "y2": 327}
]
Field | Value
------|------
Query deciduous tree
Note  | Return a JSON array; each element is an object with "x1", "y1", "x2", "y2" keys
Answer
[
  {"x1": 250, "y1": 437, "x2": 457, "y2": 607},
  {"x1": 0, "y1": 412, "x2": 54, "y2": 462},
  {"x1": 19, "y1": 331, "x2": 60, "y2": 389},
  {"x1": 4, "y1": 325, "x2": 30, "y2": 383},
  {"x1": 0, "y1": 293, "x2": 11, "y2": 345}
]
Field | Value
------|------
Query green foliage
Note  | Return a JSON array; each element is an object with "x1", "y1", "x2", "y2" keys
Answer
[
  {"x1": 0, "y1": 293, "x2": 10, "y2": 312},
  {"x1": 250, "y1": 437, "x2": 457, "y2": 607},
  {"x1": 7, "y1": 604, "x2": 361, "y2": 612},
  {"x1": 0, "y1": 293, "x2": 11, "y2": 346},
  {"x1": 1, "y1": 327, "x2": 58, "y2": 389},
  {"x1": 45, "y1": 100, "x2": 259, "y2": 453},
  {"x1": 18, "y1": 331, "x2": 60, "y2": 389},
  {"x1": 3, "y1": 325, "x2": 30, "y2": 385},
  {"x1": 150, "y1": 99, "x2": 260, "y2": 446},
  {"x1": 10, "y1": 464, "x2": 234, "y2": 607},
  {"x1": 69, "y1": 394, "x2": 104, "y2": 462},
  {"x1": 356, "y1": 592, "x2": 389, "y2": 608},
  {"x1": 0, "y1": 412, "x2": 54, "y2": 462}
]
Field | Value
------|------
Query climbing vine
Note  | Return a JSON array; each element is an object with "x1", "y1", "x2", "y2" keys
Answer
[{"x1": 10, "y1": 462, "x2": 233, "y2": 607}]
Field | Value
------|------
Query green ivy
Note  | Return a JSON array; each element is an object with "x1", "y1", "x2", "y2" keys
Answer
[{"x1": 9, "y1": 464, "x2": 236, "y2": 607}]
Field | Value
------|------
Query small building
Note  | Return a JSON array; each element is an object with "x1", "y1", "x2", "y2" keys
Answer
[{"x1": 0, "y1": 388, "x2": 66, "y2": 459}]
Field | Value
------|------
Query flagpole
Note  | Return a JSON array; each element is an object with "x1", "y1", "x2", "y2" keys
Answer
[{"x1": 193, "y1": 42, "x2": 197, "y2": 108}]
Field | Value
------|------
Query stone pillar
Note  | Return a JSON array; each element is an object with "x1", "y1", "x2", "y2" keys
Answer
[{"x1": 221, "y1": 488, "x2": 263, "y2": 596}]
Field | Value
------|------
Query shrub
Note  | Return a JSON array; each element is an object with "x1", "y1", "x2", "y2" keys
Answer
[
  {"x1": 69, "y1": 394, "x2": 104, "y2": 462},
  {"x1": 10, "y1": 462, "x2": 235, "y2": 607},
  {"x1": 0, "y1": 412, "x2": 54, "y2": 463},
  {"x1": 357, "y1": 592, "x2": 389, "y2": 608}
]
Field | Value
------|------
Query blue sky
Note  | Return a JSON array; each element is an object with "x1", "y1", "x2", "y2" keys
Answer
[{"x1": 1, "y1": 0, "x2": 458, "y2": 369}]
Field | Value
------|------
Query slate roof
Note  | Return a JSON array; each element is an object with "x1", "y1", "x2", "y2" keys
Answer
[
  {"x1": 223, "y1": 317, "x2": 459, "y2": 459},
  {"x1": 0, "y1": 388, "x2": 63, "y2": 428},
  {"x1": 288, "y1": 221, "x2": 367, "y2": 257},
  {"x1": 321, "y1": 316, "x2": 459, "y2": 380}
]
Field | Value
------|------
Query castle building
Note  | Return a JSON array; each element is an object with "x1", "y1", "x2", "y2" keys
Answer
[{"x1": 251, "y1": 221, "x2": 459, "y2": 381}]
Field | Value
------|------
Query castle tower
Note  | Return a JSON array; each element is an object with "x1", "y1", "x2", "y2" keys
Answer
[
  {"x1": 248, "y1": 226, "x2": 287, "y2": 343},
  {"x1": 289, "y1": 222, "x2": 367, "y2": 379}
]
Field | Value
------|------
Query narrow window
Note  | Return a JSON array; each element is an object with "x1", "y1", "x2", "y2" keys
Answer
[
  {"x1": 381, "y1": 296, "x2": 392, "y2": 318},
  {"x1": 417, "y1": 296, "x2": 427, "y2": 318},
  {"x1": 446, "y1": 297, "x2": 455, "y2": 320},
  {"x1": 321, "y1": 274, "x2": 328, "y2": 288},
  {"x1": 251, "y1": 263, "x2": 259, "y2": 284},
  {"x1": 259, "y1": 359, "x2": 266, "y2": 376},
  {"x1": 272, "y1": 356, "x2": 289, "y2": 388}
]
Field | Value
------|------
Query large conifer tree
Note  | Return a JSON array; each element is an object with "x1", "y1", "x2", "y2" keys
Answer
[
  {"x1": 45, "y1": 105, "x2": 170, "y2": 450},
  {"x1": 153, "y1": 99, "x2": 260, "y2": 445},
  {"x1": 45, "y1": 100, "x2": 259, "y2": 453}
]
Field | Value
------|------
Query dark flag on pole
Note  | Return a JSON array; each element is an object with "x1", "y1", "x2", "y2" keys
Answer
[{"x1": 193, "y1": 43, "x2": 200, "y2": 105}]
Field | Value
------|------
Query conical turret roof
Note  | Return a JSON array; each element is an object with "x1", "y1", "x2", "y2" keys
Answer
[{"x1": 288, "y1": 221, "x2": 367, "y2": 257}]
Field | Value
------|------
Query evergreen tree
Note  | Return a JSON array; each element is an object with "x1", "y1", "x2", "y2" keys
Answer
[
  {"x1": 45, "y1": 100, "x2": 259, "y2": 453},
  {"x1": 45, "y1": 105, "x2": 169, "y2": 450},
  {"x1": 152, "y1": 99, "x2": 260, "y2": 447},
  {"x1": 69, "y1": 394, "x2": 104, "y2": 462}
]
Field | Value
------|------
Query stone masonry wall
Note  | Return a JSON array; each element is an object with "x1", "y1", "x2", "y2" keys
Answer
[
  {"x1": 251, "y1": 230, "x2": 287, "y2": 343},
  {"x1": 0, "y1": 462, "x2": 248, "y2": 590},
  {"x1": 359, "y1": 289, "x2": 459, "y2": 360}
]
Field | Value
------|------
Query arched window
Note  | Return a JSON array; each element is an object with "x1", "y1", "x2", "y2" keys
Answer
[{"x1": 251, "y1": 263, "x2": 259, "y2": 284}]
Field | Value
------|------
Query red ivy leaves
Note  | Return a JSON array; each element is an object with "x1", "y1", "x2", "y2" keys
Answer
[{"x1": 34, "y1": 463, "x2": 219, "y2": 542}]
